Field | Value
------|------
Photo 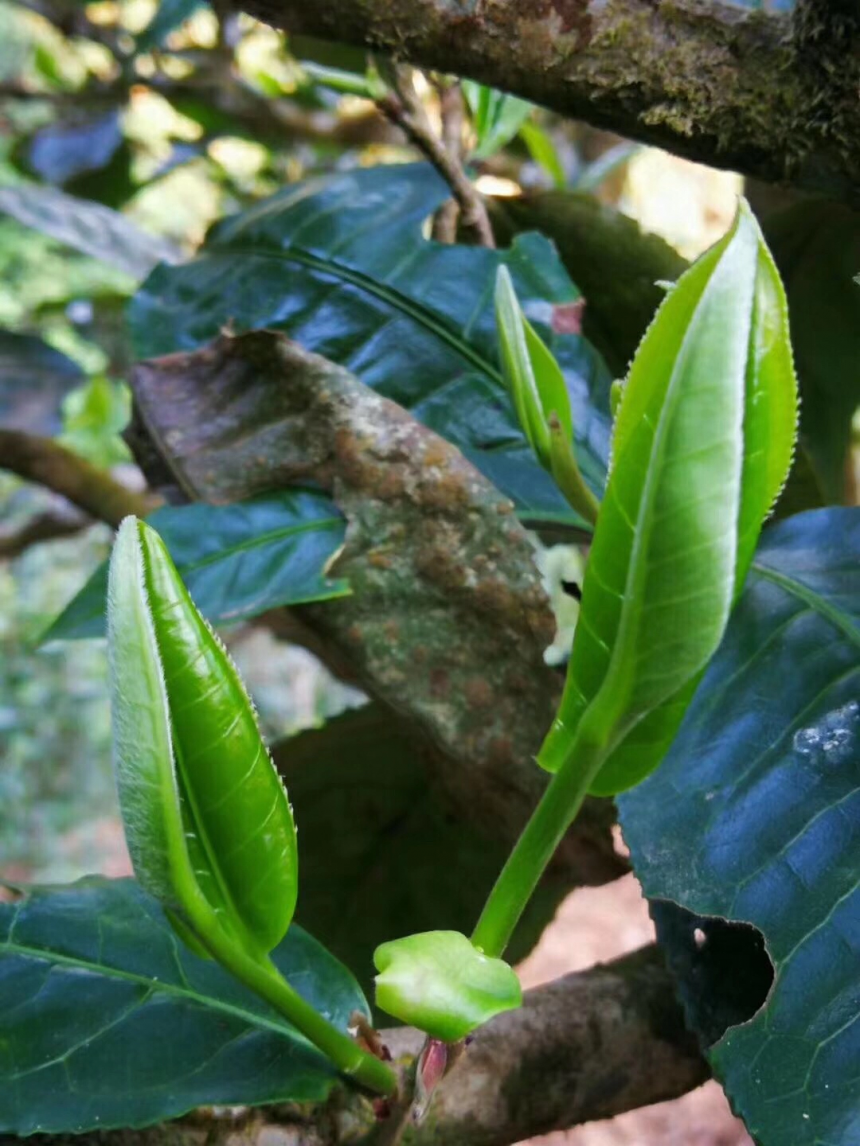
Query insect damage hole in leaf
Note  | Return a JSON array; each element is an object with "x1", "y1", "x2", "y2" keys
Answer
[{"x1": 650, "y1": 901, "x2": 776, "y2": 1048}]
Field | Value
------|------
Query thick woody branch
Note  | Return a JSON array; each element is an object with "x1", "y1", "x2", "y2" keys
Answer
[
  {"x1": 3, "y1": 947, "x2": 708, "y2": 1146},
  {"x1": 231, "y1": 0, "x2": 860, "y2": 203},
  {"x1": 0, "y1": 430, "x2": 161, "y2": 527}
]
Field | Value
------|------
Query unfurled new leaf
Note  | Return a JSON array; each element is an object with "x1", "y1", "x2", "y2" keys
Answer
[
  {"x1": 107, "y1": 517, "x2": 297, "y2": 956},
  {"x1": 539, "y1": 201, "x2": 798, "y2": 794},
  {"x1": 495, "y1": 266, "x2": 599, "y2": 523},
  {"x1": 374, "y1": 930, "x2": 521, "y2": 1041}
]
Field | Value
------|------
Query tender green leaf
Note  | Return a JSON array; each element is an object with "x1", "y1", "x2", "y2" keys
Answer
[
  {"x1": 43, "y1": 490, "x2": 349, "y2": 641},
  {"x1": 136, "y1": 0, "x2": 205, "y2": 52},
  {"x1": 130, "y1": 162, "x2": 611, "y2": 527},
  {"x1": 277, "y1": 703, "x2": 569, "y2": 1010},
  {"x1": 107, "y1": 517, "x2": 297, "y2": 956},
  {"x1": 539, "y1": 203, "x2": 798, "y2": 793},
  {"x1": 518, "y1": 120, "x2": 566, "y2": 188},
  {"x1": 462, "y1": 81, "x2": 535, "y2": 160},
  {"x1": 0, "y1": 329, "x2": 83, "y2": 434},
  {"x1": 763, "y1": 200, "x2": 860, "y2": 503},
  {"x1": 0, "y1": 184, "x2": 180, "y2": 279},
  {"x1": 488, "y1": 191, "x2": 687, "y2": 376},
  {"x1": 619, "y1": 507, "x2": 860, "y2": 1146},
  {"x1": 0, "y1": 877, "x2": 366, "y2": 1134},
  {"x1": 495, "y1": 264, "x2": 572, "y2": 463},
  {"x1": 374, "y1": 930, "x2": 521, "y2": 1041}
]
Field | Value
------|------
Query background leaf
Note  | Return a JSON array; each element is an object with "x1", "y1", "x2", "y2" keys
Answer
[
  {"x1": 763, "y1": 200, "x2": 860, "y2": 504},
  {"x1": 276, "y1": 703, "x2": 570, "y2": 1012},
  {"x1": 620, "y1": 507, "x2": 860, "y2": 1146},
  {"x1": 43, "y1": 490, "x2": 350, "y2": 641},
  {"x1": 0, "y1": 329, "x2": 83, "y2": 434},
  {"x1": 23, "y1": 110, "x2": 125, "y2": 187},
  {"x1": 489, "y1": 191, "x2": 687, "y2": 376},
  {"x1": 136, "y1": 0, "x2": 205, "y2": 52},
  {"x1": 130, "y1": 162, "x2": 612, "y2": 528},
  {"x1": 462, "y1": 81, "x2": 534, "y2": 160},
  {"x1": 0, "y1": 877, "x2": 367, "y2": 1134},
  {"x1": 0, "y1": 185, "x2": 181, "y2": 280}
]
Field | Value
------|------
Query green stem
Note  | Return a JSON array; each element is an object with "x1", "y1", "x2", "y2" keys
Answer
[
  {"x1": 548, "y1": 414, "x2": 600, "y2": 527},
  {"x1": 190, "y1": 908, "x2": 398, "y2": 1095},
  {"x1": 471, "y1": 721, "x2": 608, "y2": 959}
]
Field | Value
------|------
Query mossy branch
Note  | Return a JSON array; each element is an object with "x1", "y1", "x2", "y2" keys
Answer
[{"x1": 231, "y1": 0, "x2": 860, "y2": 204}]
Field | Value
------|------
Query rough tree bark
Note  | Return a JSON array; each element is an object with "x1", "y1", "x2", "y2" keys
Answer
[
  {"x1": 230, "y1": 0, "x2": 860, "y2": 204},
  {"x1": 128, "y1": 331, "x2": 624, "y2": 886}
]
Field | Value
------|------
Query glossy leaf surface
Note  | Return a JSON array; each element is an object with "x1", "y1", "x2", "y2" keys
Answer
[
  {"x1": 374, "y1": 930, "x2": 521, "y2": 1041},
  {"x1": 44, "y1": 490, "x2": 349, "y2": 641},
  {"x1": 620, "y1": 508, "x2": 860, "y2": 1146},
  {"x1": 540, "y1": 203, "x2": 798, "y2": 792},
  {"x1": 0, "y1": 878, "x2": 366, "y2": 1134},
  {"x1": 130, "y1": 162, "x2": 611, "y2": 527},
  {"x1": 278, "y1": 704, "x2": 569, "y2": 1010},
  {"x1": 107, "y1": 517, "x2": 297, "y2": 955},
  {"x1": 0, "y1": 184, "x2": 180, "y2": 279}
]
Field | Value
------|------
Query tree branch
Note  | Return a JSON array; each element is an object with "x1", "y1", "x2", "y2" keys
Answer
[
  {"x1": 377, "y1": 67, "x2": 494, "y2": 246},
  {"x1": 3, "y1": 946, "x2": 708, "y2": 1146},
  {"x1": 229, "y1": 0, "x2": 860, "y2": 203},
  {"x1": 0, "y1": 431, "x2": 161, "y2": 527},
  {"x1": 127, "y1": 332, "x2": 624, "y2": 887}
]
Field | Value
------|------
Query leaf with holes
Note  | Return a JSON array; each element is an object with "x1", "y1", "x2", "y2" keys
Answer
[
  {"x1": 0, "y1": 877, "x2": 366, "y2": 1134},
  {"x1": 130, "y1": 162, "x2": 611, "y2": 528},
  {"x1": 43, "y1": 490, "x2": 349, "y2": 641},
  {"x1": 620, "y1": 507, "x2": 860, "y2": 1146}
]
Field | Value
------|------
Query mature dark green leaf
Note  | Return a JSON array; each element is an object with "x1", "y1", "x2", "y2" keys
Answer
[
  {"x1": 0, "y1": 877, "x2": 367, "y2": 1134},
  {"x1": 620, "y1": 508, "x2": 860, "y2": 1146},
  {"x1": 0, "y1": 184, "x2": 180, "y2": 279},
  {"x1": 136, "y1": 0, "x2": 205, "y2": 51},
  {"x1": 0, "y1": 329, "x2": 83, "y2": 434},
  {"x1": 764, "y1": 201, "x2": 860, "y2": 503},
  {"x1": 276, "y1": 704, "x2": 569, "y2": 1010},
  {"x1": 489, "y1": 191, "x2": 687, "y2": 376},
  {"x1": 131, "y1": 162, "x2": 612, "y2": 527},
  {"x1": 43, "y1": 490, "x2": 349, "y2": 641}
]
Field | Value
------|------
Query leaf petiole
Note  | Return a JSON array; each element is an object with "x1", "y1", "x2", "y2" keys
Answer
[
  {"x1": 471, "y1": 714, "x2": 608, "y2": 959},
  {"x1": 184, "y1": 897, "x2": 398, "y2": 1096}
]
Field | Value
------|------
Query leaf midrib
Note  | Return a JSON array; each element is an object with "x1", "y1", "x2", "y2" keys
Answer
[
  {"x1": 751, "y1": 561, "x2": 860, "y2": 649},
  {"x1": 198, "y1": 245, "x2": 506, "y2": 388},
  {"x1": 0, "y1": 937, "x2": 307, "y2": 1045},
  {"x1": 171, "y1": 514, "x2": 344, "y2": 576}
]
